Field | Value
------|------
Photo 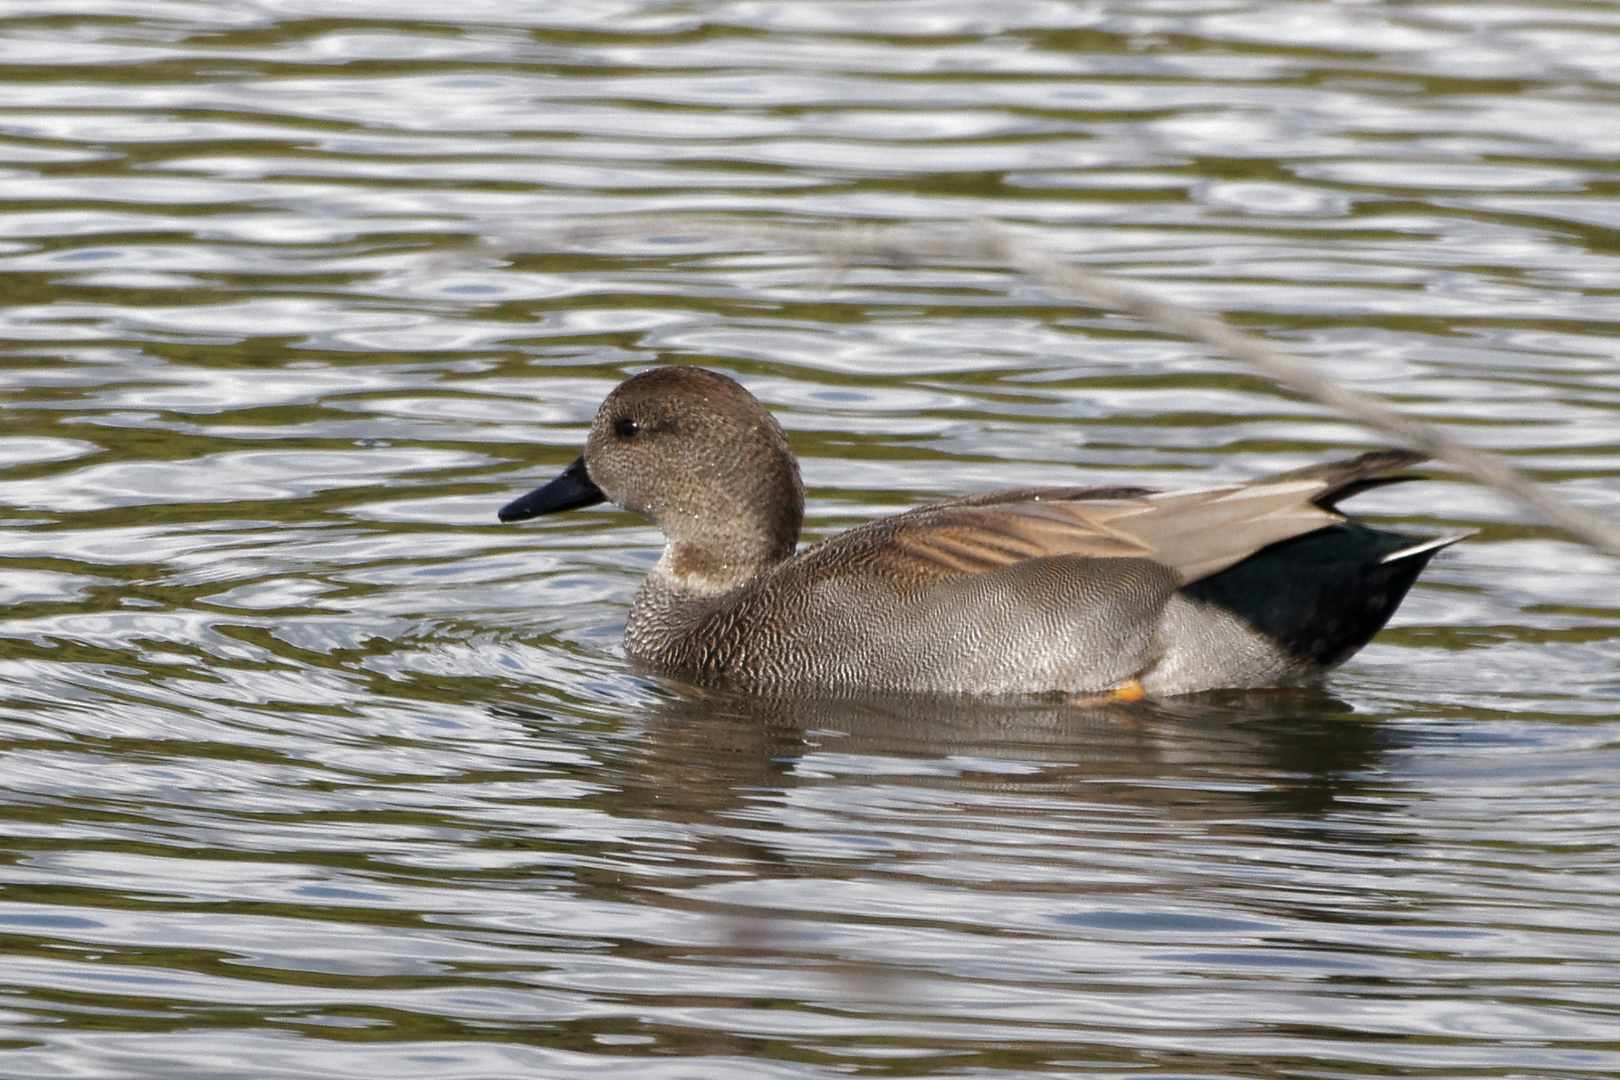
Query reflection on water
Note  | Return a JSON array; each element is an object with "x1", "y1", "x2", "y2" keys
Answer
[
  {"x1": 0, "y1": 0, "x2": 1618, "y2": 1077},
  {"x1": 612, "y1": 683, "x2": 1396, "y2": 824}
]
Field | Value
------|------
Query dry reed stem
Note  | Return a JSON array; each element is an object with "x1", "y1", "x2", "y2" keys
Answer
[{"x1": 544, "y1": 218, "x2": 1620, "y2": 558}]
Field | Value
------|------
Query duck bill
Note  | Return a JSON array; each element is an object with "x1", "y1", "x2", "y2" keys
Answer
[{"x1": 498, "y1": 456, "x2": 606, "y2": 522}]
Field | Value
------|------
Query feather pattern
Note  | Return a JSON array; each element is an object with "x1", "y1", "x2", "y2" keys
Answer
[{"x1": 502, "y1": 367, "x2": 1456, "y2": 696}]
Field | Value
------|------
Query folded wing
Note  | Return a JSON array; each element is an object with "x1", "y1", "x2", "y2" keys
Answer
[{"x1": 818, "y1": 451, "x2": 1423, "y2": 588}]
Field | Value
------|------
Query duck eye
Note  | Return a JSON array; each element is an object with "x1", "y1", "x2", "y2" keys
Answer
[{"x1": 614, "y1": 416, "x2": 640, "y2": 439}]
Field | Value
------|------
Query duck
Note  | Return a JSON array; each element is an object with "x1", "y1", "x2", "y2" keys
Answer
[{"x1": 499, "y1": 366, "x2": 1463, "y2": 698}]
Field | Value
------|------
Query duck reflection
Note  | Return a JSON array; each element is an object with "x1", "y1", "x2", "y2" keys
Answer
[
  {"x1": 497, "y1": 682, "x2": 1414, "y2": 981},
  {"x1": 599, "y1": 682, "x2": 1406, "y2": 826}
]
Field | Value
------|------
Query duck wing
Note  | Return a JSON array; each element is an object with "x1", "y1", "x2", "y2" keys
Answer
[{"x1": 804, "y1": 451, "x2": 1426, "y2": 589}]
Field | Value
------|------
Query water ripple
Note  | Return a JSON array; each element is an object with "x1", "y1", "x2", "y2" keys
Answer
[{"x1": 0, "y1": 2, "x2": 1617, "y2": 1078}]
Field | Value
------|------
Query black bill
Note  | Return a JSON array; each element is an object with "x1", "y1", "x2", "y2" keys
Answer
[{"x1": 498, "y1": 456, "x2": 606, "y2": 522}]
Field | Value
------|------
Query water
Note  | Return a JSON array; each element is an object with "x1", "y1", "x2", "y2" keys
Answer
[{"x1": 1, "y1": 1, "x2": 1618, "y2": 1076}]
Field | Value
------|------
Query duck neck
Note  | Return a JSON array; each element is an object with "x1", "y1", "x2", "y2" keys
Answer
[
  {"x1": 650, "y1": 504, "x2": 800, "y2": 597},
  {"x1": 625, "y1": 506, "x2": 799, "y2": 667}
]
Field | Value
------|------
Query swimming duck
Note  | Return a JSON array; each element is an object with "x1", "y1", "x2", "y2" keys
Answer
[{"x1": 499, "y1": 366, "x2": 1461, "y2": 697}]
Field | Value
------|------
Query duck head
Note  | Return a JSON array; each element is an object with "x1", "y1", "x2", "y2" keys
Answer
[{"x1": 499, "y1": 367, "x2": 805, "y2": 594}]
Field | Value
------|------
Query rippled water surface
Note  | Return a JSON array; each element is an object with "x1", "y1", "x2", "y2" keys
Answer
[{"x1": 2, "y1": 1, "x2": 1618, "y2": 1076}]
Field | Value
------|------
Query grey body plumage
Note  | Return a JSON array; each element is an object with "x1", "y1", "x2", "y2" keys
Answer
[{"x1": 501, "y1": 367, "x2": 1462, "y2": 697}]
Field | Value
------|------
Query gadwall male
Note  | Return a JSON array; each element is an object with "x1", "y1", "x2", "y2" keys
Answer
[{"x1": 500, "y1": 367, "x2": 1462, "y2": 698}]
